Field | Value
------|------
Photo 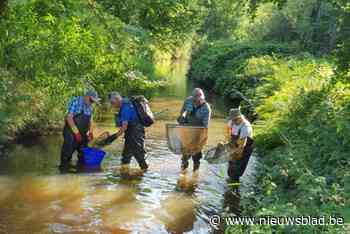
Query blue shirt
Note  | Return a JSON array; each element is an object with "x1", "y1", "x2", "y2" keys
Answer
[
  {"x1": 67, "y1": 96, "x2": 93, "y2": 116},
  {"x1": 116, "y1": 98, "x2": 138, "y2": 127},
  {"x1": 180, "y1": 96, "x2": 211, "y2": 128}
]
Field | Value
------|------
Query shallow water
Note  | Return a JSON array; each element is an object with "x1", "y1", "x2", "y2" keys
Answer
[
  {"x1": 0, "y1": 54, "x2": 260, "y2": 233},
  {"x1": 0, "y1": 96, "x2": 257, "y2": 234}
]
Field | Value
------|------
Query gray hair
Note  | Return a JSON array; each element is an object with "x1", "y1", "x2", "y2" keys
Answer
[
  {"x1": 109, "y1": 91, "x2": 122, "y2": 102},
  {"x1": 192, "y1": 88, "x2": 205, "y2": 100}
]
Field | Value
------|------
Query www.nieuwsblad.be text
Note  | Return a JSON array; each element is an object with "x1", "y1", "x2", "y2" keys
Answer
[{"x1": 209, "y1": 215, "x2": 345, "y2": 229}]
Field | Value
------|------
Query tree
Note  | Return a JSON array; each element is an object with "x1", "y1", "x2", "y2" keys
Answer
[
  {"x1": 199, "y1": 0, "x2": 243, "y2": 40},
  {"x1": 241, "y1": 0, "x2": 350, "y2": 74},
  {"x1": 96, "y1": 0, "x2": 203, "y2": 49}
]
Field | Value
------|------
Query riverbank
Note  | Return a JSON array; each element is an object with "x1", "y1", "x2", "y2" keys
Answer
[
  {"x1": 0, "y1": 0, "x2": 197, "y2": 148},
  {"x1": 189, "y1": 39, "x2": 350, "y2": 233}
]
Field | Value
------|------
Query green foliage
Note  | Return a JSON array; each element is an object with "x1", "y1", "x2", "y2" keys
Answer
[
  {"x1": 0, "y1": 0, "x2": 195, "y2": 140},
  {"x1": 189, "y1": 40, "x2": 295, "y2": 101},
  {"x1": 239, "y1": 0, "x2": 350, "y2": 73},
  {"x1": 250, "y1": 79, "x2": 350, "y2": 233},
  {"x1": 333, "y1": 0, "x2": 350, "y2": 74},
  {"x1": 197, "y1": 0, "x2": 341, "y2": 55},
  {"x1": 96, "y1": 0, "x2": 202, "y2": 49},
  {"x1": 189, "y1": 38, "x2": 349, "y2": 232},
  {"x1": 0, "y1": 0, "x2": 160, "y2": 93},
  {"x1": 253, "y1": 56, "x2": 333, "y2": 149},
  {"x1": 190, "y1": 0, "x2": 350, "y2": 232},
  {"x1": 199, "y1": 0, "x2": 243, "y2": 40},
  {"x1": 0, "y1": 68, "x2": 63, "y2": 140},
  {"x1": 234, "y1": 0, "x2": 338, "y2": 54}
]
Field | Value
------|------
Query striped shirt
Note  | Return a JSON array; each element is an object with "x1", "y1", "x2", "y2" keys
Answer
[{"x1": 67, "y1": 96, "x2": 93, "y2": 116}]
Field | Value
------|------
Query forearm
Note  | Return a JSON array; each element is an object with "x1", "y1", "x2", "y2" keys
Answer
[
  {"x1": 236, "y1": 138, "x2": 247, "y2": 155},
  {"x1": 180, "y1": 98, "x2": 192, "y2": 116},
  {"x1": 66, "y1": 114, "x2": 78, "y2": 133},
  {"x1": 115, "y1": 122, "x2": 128, "y2": 138},
  {"x1": 88, "y1": 120, "x2": 93, "y2": 133},
  {"x1": 115, "y1": 129, "x2": 124, "y2": 138},
  {"x1": 225, "y1": 126, "x2": 231, "y2": 143},
  {"x1": 180, "y1": 105, "x2": 185, "y2": 116}
]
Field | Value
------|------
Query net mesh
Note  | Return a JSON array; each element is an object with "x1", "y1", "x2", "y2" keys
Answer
[
  {"x1": 166, "y1": 124, "x2": 208, "y2": 155},
  {"x1": 204, "y1": 143, "x2": 231, "y2": 164}
]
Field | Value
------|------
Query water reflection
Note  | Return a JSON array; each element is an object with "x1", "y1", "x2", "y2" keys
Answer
[
  {"x1": 176, "y1": 172, "x2": 199, "y2": 193},
  {"x1": 223, "y1": 184, "x2": 241, "y2": 215},
  {"x1": 155, "y1": 193, "x2": 197, "y2": 234},
  {"x1": 76, "y1": 165, "x2": 103, "y2": 174}
]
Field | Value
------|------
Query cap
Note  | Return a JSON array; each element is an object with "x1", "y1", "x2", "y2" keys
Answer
[
  {"x1": 85, "y1": 89, "x2": 101, "y2": 103},
  {"x1": 228, "y1": 108, "x2": 242, "y2": 120}
]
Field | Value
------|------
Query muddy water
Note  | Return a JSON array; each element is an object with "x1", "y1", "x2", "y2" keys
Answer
[
  {"x1": 0, "y1": 97, "x2": 257, "y2": 234},
  {"x1": 0, "y1": 58, "x2": 258, "y2": 233}
]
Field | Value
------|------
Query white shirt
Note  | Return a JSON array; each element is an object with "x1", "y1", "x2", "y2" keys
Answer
[{"x1": 227, "y1": 117, "x2": 253, "y2": 139}]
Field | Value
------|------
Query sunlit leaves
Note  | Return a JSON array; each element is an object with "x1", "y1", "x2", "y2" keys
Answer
[
  {"x1": 96, "y1": 0, "x2": 202, "y2": 49},
  {"x1": 0, "y1": 0, "x2": 177, "y2": 139}
]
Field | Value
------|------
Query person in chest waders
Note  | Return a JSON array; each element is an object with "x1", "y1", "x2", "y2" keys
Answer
[
  {"x1": 178, "y1": 88, "x2": 211, "y2": 173},
  {"x1": 59, "y1": 90, "x2": 100, "y2": 171},
  {"x1": 226, "y1": 108, "x2": 254, "y2": 182},
  {"x1": 108, "y1": 92, "x2": 148, "y2": 173}
]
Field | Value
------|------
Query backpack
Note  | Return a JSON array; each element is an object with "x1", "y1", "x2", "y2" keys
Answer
[{"x1": 130, "y1": 96, "x2": 154, "y2": 127}]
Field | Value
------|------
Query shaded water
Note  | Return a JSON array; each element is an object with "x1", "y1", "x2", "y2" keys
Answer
[{"x1": 0, "y1": 60, "x2": 257, "y2": 234}]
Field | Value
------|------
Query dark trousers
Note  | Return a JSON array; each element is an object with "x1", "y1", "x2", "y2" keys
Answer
[
  {"x1": 60, "y1": 126, "x2": 88, "y2": 167},
  {"x1": 227, "y1": 138, "x2": 254, "y2": 180},
  {"x1": 181, "y1": 152, "x2": 202, "y2": 171},
  {"x1": 121, "y1": 123, "x2": 148, "y2": 170},
  {"x1": 60, "y1": 113, "x2": 90, "y2": 169}
]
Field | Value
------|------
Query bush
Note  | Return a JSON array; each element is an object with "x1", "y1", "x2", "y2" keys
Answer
[
  {"x1": 189, "y1": 40, "x2": 349, "y2": 232},
  {"x1": 0, "y1": 0, "x2": 184, "y2": 140},
  {"x1": 189, "y1": 40, "x2": 295, "y2": 97},
  {"x1": 249, "y1": 80, "x2": 350, "y2": 233}
]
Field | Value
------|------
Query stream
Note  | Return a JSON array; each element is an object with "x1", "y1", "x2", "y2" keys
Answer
[{"x1": 0, "y1": 61, "x2": 258, "y2": 234}]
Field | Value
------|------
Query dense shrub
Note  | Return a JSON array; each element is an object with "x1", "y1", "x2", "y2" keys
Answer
[
  {"x1": 189, "y1": 40, "x2": 349, "y2": 232},
  {"x1": 189, "y1": 40, "x2": 295, "y2": 96},
  {"x1": 246, "y1": 79, "x2": 350, "y2": 234},
  {"x1": 0, "y1": 0, "x2": 192, "y2": 140}
]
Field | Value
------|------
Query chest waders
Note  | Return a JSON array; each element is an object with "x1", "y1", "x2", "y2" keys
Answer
[
  {"x1": 181, "y1": 104, "x2": 205, "y2": 172},
  {"x1": 227, "y1": 131, "x2": 254, "y2": 181},
  {"x1": 119, "y1": 114, "x2": 148, "y2": 170},
  {"x1": 60, "y1": 113, "x2": 91, "y2": 169}
]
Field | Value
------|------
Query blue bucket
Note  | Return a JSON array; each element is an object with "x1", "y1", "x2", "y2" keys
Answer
[{"x1": 82, "y1": 147, "x2": 106, "y2": 166}]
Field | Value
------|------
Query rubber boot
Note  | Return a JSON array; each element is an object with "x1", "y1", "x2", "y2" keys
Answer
[
  {"x1": 139, "y1": 161, "x2": 149, "y2": 172},
  {"x1": 193, "y1": 161, "x2": 200, "y2": 172},
  {"x1": 181, "y1": 159, "x2": 189, "y2": 174},
  {"x1": 59, "y1": 156, "x2": 75, "y2": 172},
  {"x1": 59, "y1": 163, "x2": 75, "y2": 173}
]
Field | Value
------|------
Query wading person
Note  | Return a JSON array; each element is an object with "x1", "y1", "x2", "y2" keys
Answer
[
  {"x1": 109, "y1": 92, "x2": 149, "y2": 172},
  {"x1": 226, "y1": 108, "x2": 254, "y2": 182},
  {"x1": 178, "y1": 88, "x2": 211, "y2": 173},
  {"x1": 59, "y1": 90, "x2": 100, "y2": 171}
]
